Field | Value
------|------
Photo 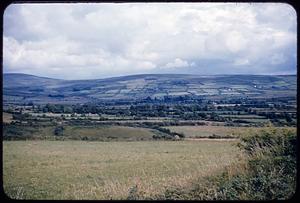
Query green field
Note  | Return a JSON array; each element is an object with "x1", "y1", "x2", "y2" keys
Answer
[
  {"x1": 3, "y1": 125, "x2": 164, "y2": 141},
  {"x1": 3, "y1": 140, "x2": 239, "y2": 200},
  {"x1": 63, "y1": 126, "x2": 157, "y2": 141}
]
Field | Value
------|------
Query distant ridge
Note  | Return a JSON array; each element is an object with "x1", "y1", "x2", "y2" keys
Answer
[
  {"x1": 3, "y1": 73, "x2": 296, "y2": 104},
  {"x1": 3, "y1": 72, "x2": 297, "y2": 81},
  {"x1": 3, "y1": 73, "x2": 63, "y2": 80}
]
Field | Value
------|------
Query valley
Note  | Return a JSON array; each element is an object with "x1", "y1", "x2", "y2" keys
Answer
[{"x1": 2, "y1": 73, "x2": 297, "y2": 200}]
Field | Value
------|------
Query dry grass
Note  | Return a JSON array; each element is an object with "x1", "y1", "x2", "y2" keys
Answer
[
  {"x1": 3, "y1": 112, "x2": 13, "y2": 123},
  {"x1": 164, "y1": 126, "x2": 296, "y2": 138},
  {"x1": 3, "y1": 140, "x2": 239, "y2": 200}
]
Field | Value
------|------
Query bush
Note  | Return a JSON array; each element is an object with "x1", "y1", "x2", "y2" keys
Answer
[
  {"x1": 159, "y1": 128, "x2": 296, "y2": 200},
  {"x1": 3, "y1": 124, "x2": 37, "y2": 140},
  {"x1": 54, "y1": 126, "x2": 64, "y2": 136}
]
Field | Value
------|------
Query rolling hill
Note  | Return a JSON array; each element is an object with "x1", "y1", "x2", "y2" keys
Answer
[{"x1": 3, "y1": 73, "x2": 297, "y2": 104}]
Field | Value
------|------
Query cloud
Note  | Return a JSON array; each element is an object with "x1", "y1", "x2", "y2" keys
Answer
[
  {"x1": 163, "y1": 58, "x2": 190, "y2": 69},
  {"x1": 233, "y1": 58, "x2": 250, "y2": 66},
  {"x1": 3, "y1": 3, "x2": 297, "y2": 79},
  {"x1": 225, "y1": 31, "x2": 248, "y2": 53},
  {"x1": 270, "y1": 53, "x2": 286, "y2": 65}
]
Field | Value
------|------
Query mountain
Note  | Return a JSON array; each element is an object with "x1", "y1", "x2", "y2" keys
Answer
[{"x1": 3, "y1": 73, "x2": 297, "y2": 104}]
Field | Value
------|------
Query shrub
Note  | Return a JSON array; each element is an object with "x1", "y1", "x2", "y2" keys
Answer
[
  {"x1": 159, "y1": 128, "x2": 296, "y2": 200},
  {"x1": 54, "y1": 126, "x2": 64, "y2": 136},
  {"x1": 3, "y1": 124, "x2": 37, "y2": 140}
]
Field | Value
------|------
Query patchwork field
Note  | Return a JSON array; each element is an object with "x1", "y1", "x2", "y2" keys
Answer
[
  {"x1": 3, "y1": 140, "x2": 239, "y2": 200},
  {"x1": 3, "y1": 74, "x2": 296, "y2": 103}
]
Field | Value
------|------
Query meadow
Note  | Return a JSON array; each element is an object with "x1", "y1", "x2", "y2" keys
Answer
[
  {"x1": 3, "y1": 140, "x2": 239, "y2": 200},
  {"x1": 164, "y1": 125, "x2": 296, "y2": 138},
  {"x1": 2, "y1": 112, "x2": 13, "y2": 123},
  {"x1": 3, "y1": 124, "x2": 164, "y2": 141}
]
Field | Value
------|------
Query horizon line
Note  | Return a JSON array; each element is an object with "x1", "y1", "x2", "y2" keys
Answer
[{"x1": 3, "y1": 72, "x2": 297, "y2": 81}]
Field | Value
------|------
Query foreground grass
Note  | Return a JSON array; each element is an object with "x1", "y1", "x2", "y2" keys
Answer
[
  {"x1": 158, "y1": 128, "x2": 296, "y2": 200},
  {"x1": 3, "y1": 140, "x2": 239, "y2": 200}
]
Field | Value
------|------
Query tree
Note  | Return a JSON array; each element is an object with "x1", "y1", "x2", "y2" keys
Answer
[
  {"x1": 285, "y1": 113, "x2": 293, "y2": 123},
  {"x1": 54, "y1": 126, "x2": 64, "y2": 136}
]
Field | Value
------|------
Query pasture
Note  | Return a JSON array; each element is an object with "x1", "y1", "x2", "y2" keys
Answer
[
  {"x1": 3, "y1": 140, "x2": 239, "y2": 200},
  {"x1": 3, "y1": 125, "x2": 162, "y2": 141},
  {"x1": 164, "y1": 126, "x2": 296, "y2": 138},
  {"x1": 63, "y1": 126, "x2": 156, "y2": 141}
]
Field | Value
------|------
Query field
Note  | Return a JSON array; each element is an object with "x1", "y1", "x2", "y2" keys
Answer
[
  {"x1": 63, "y1": 126, "x2": 157, "y2": 141},
  {"x1": 3, "y1": 140, "x2": 239, "y2": 200},
  {"x1": 2, "y1": 74, "x2": 296, "y2": 200},
  {"x1": 3, "y1": 125, "x2": 166, "y2": 141},
  {"x1": 3, "y1": 112, "x2": 13, "y2": 123},
  {"x1": 164, "y1": 126, "x2": 296, "y2": 138},
  {"x1": 3, "y1": 74, "x2": 296, "y2": 103}
]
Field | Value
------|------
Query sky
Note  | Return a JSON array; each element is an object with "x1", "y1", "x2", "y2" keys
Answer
[{"x1": 3, "y1": 3, "x2": 297, "y2": 80}]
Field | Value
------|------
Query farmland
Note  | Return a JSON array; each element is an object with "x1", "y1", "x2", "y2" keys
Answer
[
  {"x1": 3, "y1": 112, "x2": 13, "y2": 123},
  {"x1": 164, "y1": 126, "x2": 296, "y2": 138},
  {"x1": 3, "y1": 140, "x2": 239, "y2": 199},
  {"x1": 3, "y1": 125, "x2": 296, "y2": 200},
  {"x1": 2, "y1": 73, "x2": 297, "y2": 200},
  {"x1": 3, "y1": 74, "x2": 296, "y2": 104}
]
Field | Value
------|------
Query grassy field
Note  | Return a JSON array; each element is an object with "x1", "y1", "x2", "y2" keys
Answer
[
  {"x1": 218, "y1": 114, "x2": 266, "y2": 119},
  {"x1": 159, "y1": 130, "x2": 296, "y2": 200},
  {"x1": 63, "y1": 126, "x2": 157, "y2": 141},
  {"x1": 164, "y1": 126, "x2": 296, "y2": 138},
  {"x1": 3, "y1": 140, "x2": 239, "y2": 200},
  {"x1": 3, "y1": 125, "x2": 163, "y2": 141}
]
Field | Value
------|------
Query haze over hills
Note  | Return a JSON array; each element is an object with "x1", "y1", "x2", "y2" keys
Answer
[{"x1": 3, "y1": 73, "x2": 297, "y2": 104}]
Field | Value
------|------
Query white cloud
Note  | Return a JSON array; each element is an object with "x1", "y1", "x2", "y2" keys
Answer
[
  {"x1": 225, "y1": 31, "x2": 248, "y2": 53},
  {"x1": 233, "y1": 58, "x2": 250, "y2": 66},
  {"x1": 163, "y1": 58, "x2": 190, "y2": 69},
  {"x1": 3, "y1": 3, "x2": 297, "y2": 79},
  {"x1": 270, "y1": 53, "x2": 286, "y2": 65}
]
